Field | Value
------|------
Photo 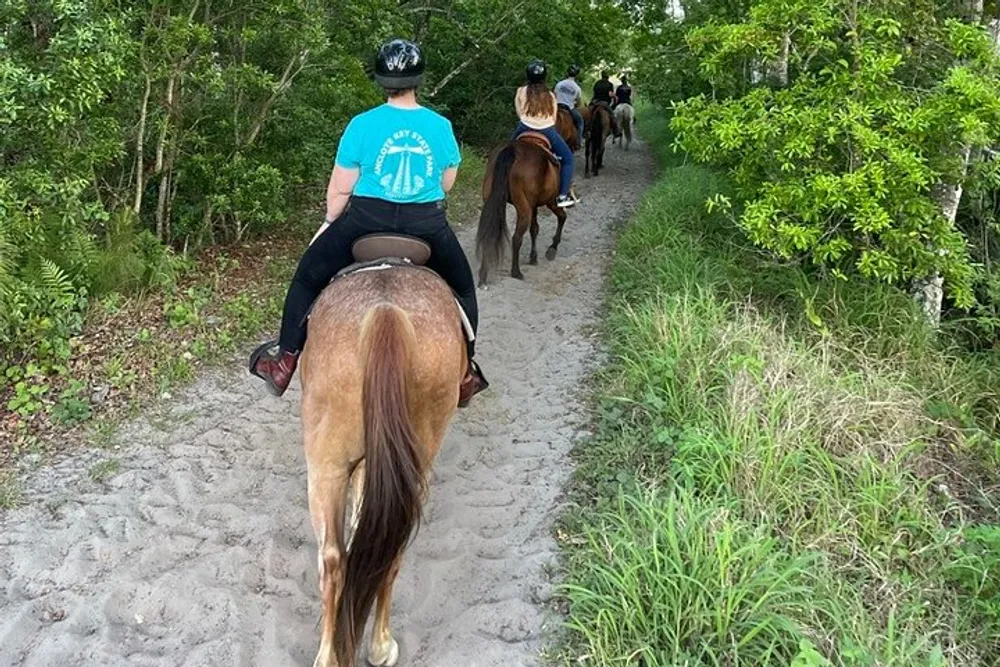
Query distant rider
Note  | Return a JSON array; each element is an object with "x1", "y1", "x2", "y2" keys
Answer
[
  {"x1": 589, "y1": 70, "x2": 621, "y2": 138},
  {"x1": 510, "y1": 60, "x2": 576, "y2": 208},
  {"x1": 554, "y1": 64, "x2": 585, "y2": 148}
]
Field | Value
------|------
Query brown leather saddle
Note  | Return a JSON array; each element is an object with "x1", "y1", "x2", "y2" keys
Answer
[
  {"x1": 515, "y1": 131, "x2": 559, "y2": 165},
  {"x1": 327, "y1": 233, "x2": 475, "y2": 342}
]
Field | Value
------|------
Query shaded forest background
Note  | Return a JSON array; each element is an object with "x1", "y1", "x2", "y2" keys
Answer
[{"x1": 3, "y1": 0, "x2": 1000, "y2": 442}]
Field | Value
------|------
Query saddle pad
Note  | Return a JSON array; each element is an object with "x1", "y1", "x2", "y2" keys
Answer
[{"x1": 515, "y1": 132, "x2": 559, "y2": 165}]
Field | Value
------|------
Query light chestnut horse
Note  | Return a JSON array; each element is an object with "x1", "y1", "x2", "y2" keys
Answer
[{"x1": 299, "y1": 265, "x2": 465, "y2": 667}]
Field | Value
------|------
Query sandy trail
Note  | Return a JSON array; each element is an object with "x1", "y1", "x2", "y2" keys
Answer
[{"x1": 0, "y1": 137, "x2": 653, "y2": 667}]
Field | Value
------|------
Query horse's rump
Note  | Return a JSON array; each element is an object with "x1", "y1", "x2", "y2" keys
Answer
[
  {"x1": 555, "y1": 106, "x2": 579, "y2": 151},
  {"x1": 299, "y1": 265, "x2": 464, "y2": 667},
  {"x1": 614, "y1": 103, "x2": 634, "y2": 122},
  {"x1": 301, "y1": 267, "x2": 465, "y2": 416}
]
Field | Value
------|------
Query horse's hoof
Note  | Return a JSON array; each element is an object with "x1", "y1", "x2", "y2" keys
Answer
[
  {"x1": 368, "y1": 637, "x2": 399, "y2": 667},
  {"x1": 529, "y1": 254, "x2": 538, "y2": 266},
  {"x1": 511, "y1": 270, "x2": 524, "y2": 280},
  {"x1": 545, "y1": 247, "x2": 557, "y2": 261}
]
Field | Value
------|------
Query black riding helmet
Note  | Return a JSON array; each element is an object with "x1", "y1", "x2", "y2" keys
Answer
[
  {"x1": 567, "y1": 64, "x2": 581, "y2": 77},
  {"x1": 526, "y1": 60, "x2": 547, "y2": 84},
  {"x1": 374, "y1": 39, "x2": 425, "y2": 89}
]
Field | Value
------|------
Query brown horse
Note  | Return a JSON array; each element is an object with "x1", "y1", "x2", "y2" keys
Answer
[
  {"x1": 585, "y1": 102, "x2": 612, "y2": 177},
  {"x1": 556, "y1": 106, "x2": 580, "y2": 152},
  {"x1": 476, "y1": 135, "x2": 568, "y2": 285},
  {"x1": 299, "y1": 262, "x2": 465, "y2": 667}
]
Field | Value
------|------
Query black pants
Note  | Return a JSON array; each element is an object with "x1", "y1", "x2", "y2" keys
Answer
[{"x1": 278, "y1": 196, "x2": 478, "y2": 355}]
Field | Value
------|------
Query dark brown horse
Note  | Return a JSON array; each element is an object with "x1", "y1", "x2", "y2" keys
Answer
[
  {"x1": 585, "y1": 102, "x2": 612, "y2": 177},
  {"x1": 556, "y1": 106, "x2": 580, "y2": 152},
  {"x1": 476, "y1": 135, "x2": 568, "y2": 285}
]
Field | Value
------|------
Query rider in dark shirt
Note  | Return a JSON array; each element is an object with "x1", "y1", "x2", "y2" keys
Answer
[
  {"x1": 592, "y1": 78, "x2": 614, "y2": 105},
  {"x1": 589, "y1": 70, "x2": 620, "y2": 137},
  {"x1": 615, "y1": 76, "x2": 632, "y2": 107}
]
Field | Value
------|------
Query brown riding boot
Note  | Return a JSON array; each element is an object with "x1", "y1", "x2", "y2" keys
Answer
[
  {"x1": 249, "y1": 341, "x2": 299, "y2": 397},
  {"x1": 458, "y1": 359, "x2": 489, "y2": 408}
]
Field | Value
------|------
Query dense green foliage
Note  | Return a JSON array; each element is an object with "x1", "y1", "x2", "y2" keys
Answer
[
  {"x1": 556, "y1": 110, "x2": 1000, "y2": 667},
  {"x1": 0, "y1": 0, "x2": 627, "y2": 399},
  {"x1": 630, "y1": 0, "x2": 1000, "y2": 343}
]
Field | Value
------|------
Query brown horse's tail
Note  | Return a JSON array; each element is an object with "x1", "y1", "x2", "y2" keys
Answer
[
  {"x1": 475, "y1": 144, "x2": 516, "y2": 275},
  {"x1": 335, "y1": 304, "x2": 425, "y2": 667}
]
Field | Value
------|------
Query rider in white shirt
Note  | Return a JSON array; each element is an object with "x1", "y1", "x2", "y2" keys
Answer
[{"x1": 554, "y1": 65, "x2": 585, "y2": 147}]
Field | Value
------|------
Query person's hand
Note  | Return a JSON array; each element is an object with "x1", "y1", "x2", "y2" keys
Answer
[{"x1": 309, "y1": 220, "x2": 331, "y2": 246}]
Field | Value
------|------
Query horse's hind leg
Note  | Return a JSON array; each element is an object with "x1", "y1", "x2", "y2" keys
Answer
[
  {"x1": 307, "y1": 461, "x2": 349, "y2": 667},
  {"x1": 367, "y1": 556, "x2": 403, "y2": 666},
  {"x1": 510, "y1": 200, "x2": 531, "y2": 280},
  {"x1": 529, "y1": 208, "x2": 539, "y2": 266},
  {"x1": 545, "y1": 204, "x2": 567, "y2": 261}
]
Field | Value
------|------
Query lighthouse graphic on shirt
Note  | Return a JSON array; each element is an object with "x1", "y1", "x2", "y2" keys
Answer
[{"x1": 374, "y1": 129, "x2": 435, "y2": 198}]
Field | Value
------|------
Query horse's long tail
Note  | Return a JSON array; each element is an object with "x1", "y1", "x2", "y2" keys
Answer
[
  {"x1": 475, "y1": 144, "x2": 515, "y2": 275},
  {"x1": 622, "y1": 105, "x2": 633, "y2": 142},
  {"x1": 335, "y1": 304, "x2": 424, "y2": 667}
]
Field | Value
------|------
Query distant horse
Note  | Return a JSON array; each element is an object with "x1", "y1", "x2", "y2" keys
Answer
[
  {"x1": 299, "y1": 248, "x2": 466, "y2": 667},
  {"x1": 613, "y1": 103, "x2": 634, "y2": 151},
  {"x1": 476, "y1": 134, "x2": 568, "y2": 285},
  {"x1": 585, "y1": 102, "x2": 612, "y2": 177},
  {"x1": 556, "y1": 106, "x2": 581, "y2": 152},
  {"x1": 555, "y1": 106, "x2": 581, "y2": 200}
]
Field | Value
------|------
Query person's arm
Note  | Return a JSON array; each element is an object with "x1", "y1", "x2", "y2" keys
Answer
[
  {"x1": 442, "y1": 167, "x2": 458, "y2": 193},
  {"x1": 310, "y1": 166, "x2": 359, "y2": 244},
  {"x1": 441, "y1": 119, "x2": 462, "y2": 195},
  {"x1": 311, "y1": 118, "x2": 362, "y2": 244}
]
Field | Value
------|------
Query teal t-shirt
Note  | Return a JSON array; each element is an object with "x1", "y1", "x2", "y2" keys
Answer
[{"x1": 334, "y1": 104, "x2": 462, "y2": 203}]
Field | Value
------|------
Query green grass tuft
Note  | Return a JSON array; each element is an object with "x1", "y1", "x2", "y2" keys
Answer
[
  {"x1": 554, "y1": 108, "x2": 1000, "y2": 667},
  {"x1": 0, "y1": 472, "x2": 22, "y2": 509},
  {"x1": 88, "y1": 458, "x2": 121, "y2": 484}
]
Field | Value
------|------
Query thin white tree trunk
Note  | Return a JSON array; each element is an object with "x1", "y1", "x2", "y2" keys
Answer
[
  {"x1": 915, "y1": 146, "x2": 971, "y2": 328},
  {"x1": 912, "y1": 3, "x2": 985, "y2": 326},
  {"x1": 154, "y1": 72, "x2": 177, "y2": 242},
  {"x1": 132, "y1": 71, "x2": 151, "y2": 216}
]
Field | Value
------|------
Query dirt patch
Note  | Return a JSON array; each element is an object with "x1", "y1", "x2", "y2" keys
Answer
[{"x1": 0, "y1": 139, "x2": 655, "y2": 666}]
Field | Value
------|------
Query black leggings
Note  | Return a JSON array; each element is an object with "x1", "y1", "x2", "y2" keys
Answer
[{"x1": 278, "y1": 196, "x2": 478, "y2": 355}]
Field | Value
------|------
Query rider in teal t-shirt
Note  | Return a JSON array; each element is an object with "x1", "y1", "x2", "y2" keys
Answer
[
  {"x1": 249, "y1": 39, "x2": 488, "y2": 407},
  {"x1": 336, "y1": 105, "x2": 462, "y2": 203}
]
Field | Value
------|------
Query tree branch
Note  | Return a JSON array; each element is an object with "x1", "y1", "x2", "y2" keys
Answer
[
  {"x1": 427, "y1": 4, "x2": 526, "y2": 98},
  {"x1": 245, "y1": 49, "x2": 310, "y2": 147}
]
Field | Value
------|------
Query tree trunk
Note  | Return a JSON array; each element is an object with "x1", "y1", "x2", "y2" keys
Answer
[
  {"x1": 766, "y1": 33, "x2": 790, "y2": 87},
  {"x1": 914, "y1": 146, "x2": 971, "y2": 328},
  {"x1": 154, "y1": 71, "x2": 177, "y2": 241},
  {"x1": 912, "y1": 3, "x2": 984, "y2": 326},
  {"x1": 133, "y1": 71, "x2": 152, "y2": 217}
]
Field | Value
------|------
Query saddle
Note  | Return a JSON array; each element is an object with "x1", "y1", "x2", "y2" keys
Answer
[
  {"x1": 320, "y1": 233, "x2": 475, "y2": 343},
  {"x1": 515, "y1": 131, "x2": 559, "y2": 165}
]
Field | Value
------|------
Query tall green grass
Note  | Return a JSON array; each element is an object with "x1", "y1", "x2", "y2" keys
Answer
[{"x1": 554, "y1": 110, "x2": 1000, "y2": 666}]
